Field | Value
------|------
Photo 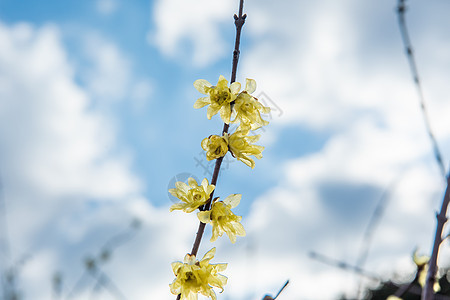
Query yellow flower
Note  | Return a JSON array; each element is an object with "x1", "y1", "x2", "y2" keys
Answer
[
  {"x1": 201, "y1": 135, "x2": 229, "y2": 161},
  {"x1": 194, "y1": 75, "x2": 241, "y2": 124},
  {"x1": 232, "y1": 79, "x2": 270, "y2": 130},
  {"x1": 170, "y1": 248, "x2": 227, "y2": 300},
  {"x1": 169, "y1": 178, "x2": 215, "y2": 213},
  {"x1": 228, "y1": 125, "x2": 264, "y2": 169},
  {"x1": 413, "y1": 250, "x2": 440, "y2": 292},
  {"x1": 386, "y1": 296, "x2": 403, "y2": 300},
  {"x1": 197, "y1": 194, "x2": 246, "y2": 243}
]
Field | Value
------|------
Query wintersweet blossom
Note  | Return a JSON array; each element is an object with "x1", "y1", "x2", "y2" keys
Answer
[
  {"x1": 193, "y1": 75, "x2": 241, "y2": 124},
  {"x1": 169, "y1": 178, "x2": 215, "y2": 213},
  {"x1": 413, "y1": 250, "x2": 440, "y2": 292},
  {"x1": 232, "y1": 78, "x2": 270, "y2": 130},
  {"x1": 201, "y1": 135, "x2": 229, "y2": 161},
  {"x1": 170, "y1": 248, "x2": 227, "y2": 300},
  {"x1": 197, "y1": 194, "x2": 246, "y2": 243},
  {"x1": 228, "y1": 125, "x2": 264, "y2": 169}
]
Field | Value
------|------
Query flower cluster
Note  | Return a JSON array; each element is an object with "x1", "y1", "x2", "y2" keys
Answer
[
  {"x1": 196, "y1": 76, "x2": 269, "y2": 169},
  {"x1": 197, "y1": 194, "x2": 246, "y2": 243},
  {"x1": 170, "y1": 248, "x2": 227, "y2": 300},
  {"x1": 169, "y1": 178, "x2": 215, "y2": 213},
  {"x1": 169, "y1": 75, "x2": 270, "y2": 299},
  {"x1": 387, "y1": 250, "x2": 441, "y2": 300}
]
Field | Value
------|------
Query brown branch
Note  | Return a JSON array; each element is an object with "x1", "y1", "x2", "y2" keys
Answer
[
  {"x1": 422, "y1": 173, "x2": 450, "y2": 300},
  {"x1": 176, "y1": 1, "x2": 247, "y2": 299},
  {"x1": 189, "y1": 0, "x2": 246, "y2": 259}
]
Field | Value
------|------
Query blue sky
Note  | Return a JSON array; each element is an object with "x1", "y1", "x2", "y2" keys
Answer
[{"x1": 1, "y1": 0, "x2": 450, "y2": 299}]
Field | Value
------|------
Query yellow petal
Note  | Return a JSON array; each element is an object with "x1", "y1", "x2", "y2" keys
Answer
[
  {"x1": 201, "y1": 248, "x2": 216, "y2": 262},
  {"x1": 171, "y1": 261, "x2": 183, "y2": 274},
  {"x1": 207, "y1": 105, "x2": 219, "y2": 119},
  {"x1": 194, "y1": 79, "x2": 211, "y2": 94},
  {"x1": 413, "y1": 250, "x2": 429, "y2": 267},
  {"x1": 245, "y1": 134, "x2": 261, "y2": 143},
  {"x1": 239, "y1": 156, "x2": 255, "y2": 169},
  {"x1": 434, "y1": 281, "x2": 441, "y2": 292},
  {"x1": 168, "y1": 188, "x2": 179, "y2": 197},
  {"x1": 170, "y1": 203, "x2": 187, "y2": 212},
  {"x1": 223, "y1": 194, "x2": 241, "y2": 208},
  {"x1": 217, "y1": 75, "x2": 228, "y2": 88},
  {"x1": 228, "y1": 231, "x2": 237, "y2": 243},
  {"x1": 214, "y1": 263, "x2": 228, "y2": 273},
  {"x1": 386, "y1": 296, "x2": 403, "y2": 300},
  {"x1": 211, "y1": 225, "x2": 220, "y2": 242},
  {"x1": 188, "y1": 177, "x2": 198, "y2": 188},
  {"x1": 262, "y1": 106, "x2": 271, "y2": 114},
  {"x1": 201, "y1": 137, "x2": 209, "y2": 151},
  {"x1": 233, "y1": 222, "x2": 246, "y2": 236},
  {"x1": 245, "y1": 78, "x2": 256, "y2": 94},
  {"x1": 184, "y1": 253, "x2": 197, "y2": 265},
  {"x1": 194, "y1": 97, "x2": 210, "y2": 109},
  {"x1": 201, "y1": 178, "x2": 210, "y2": 190},
  {"x1": 175, "y1": 181, "x2": 189, "y2": 193},
  {"x1": 219, "y1": 105, "x2": 231, "y2": 124},
  {"x1": 210, "y1": 291, "x2": 217, "y2": 300},
  {"x1": 197, "y1": 211, "x2": 211, "y2": 224},
  {"x1": 230, "y1": 81, "x2": 241, "y2": 94},
  {"x1": 206, "y1": 184, "x2": 215, "y2": 195}
]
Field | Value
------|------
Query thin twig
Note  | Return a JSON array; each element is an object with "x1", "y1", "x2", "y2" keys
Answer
[
  {"x1": 273, "y1": 280, "x2": 289, "y2": 299},
  {"x1": 308, "y1": 251, "x2": 381, "y2": 281},
  {"x1": 396, "y1": 1, "x2": 450, "y2": 299},
  {"x1": 89, "y1": 269, "x2": 127, "y2": 300},
  {"x1": 177, "y1": 2, "x2": 247, "y2": 299},
  {"x1": 65, "y1": 220, "x2": 139, "y2": 299},
  {"x1": 355, "y1": 173, "x2": 404, "y2": 299},
  {"x1": 188, "y1": 0, "x2": 246, "y2": 258},
  {"x1": 396, "y1": 0, "x2": 446, "y2": 179},
  {"x1": 262, "y1": 280, "x2": 289, "y2": 300}
]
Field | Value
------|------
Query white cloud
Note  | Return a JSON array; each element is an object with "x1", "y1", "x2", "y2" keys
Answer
[
  {"x1": 149, "y1": 0, "x2": 235, "y2": 67},
  {"x1": 80, "y1": 34, "x2": 132, "y2": 102},
  {"x1": 220, "y1": 0, "x2": 450, "y2": 298},
  {"x1": 0, "y1": 21, "x2": 176, "y2": 300},
  {"x1": 4, "y1": 0, "x2": 450, "y2": 299}
]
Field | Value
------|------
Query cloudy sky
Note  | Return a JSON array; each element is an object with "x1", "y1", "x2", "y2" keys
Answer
[{"x1": 1, "y1": 0, "x2": 450, "y2": 299}]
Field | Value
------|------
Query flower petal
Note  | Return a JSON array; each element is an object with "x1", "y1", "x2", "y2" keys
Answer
[
  {"x1": 171, "y1": 261, "x2": 183, "y2": 275},
  {"x1": 194, "y1": 97, "x2": 210, "y2": 109},
  {"x1": 230, "y1": 81, "x2": 241, "y2": 94},
  {"x1": 233, "y1": 222, "x2": 246, "y2": 236},
  {"x1": 188, "y1": 177, "x2": 198, "y2": 188},
  {"x1": 201, "y1": 178, "x2": 209, "y2": 190},
  {"x1": 169, "y1": 203, "x2": 187, "y2": 212},
  {"x1": 194, "y1": 79, "x2": 211, "y2": 94},
  {"x1": 175, "y1": 181, "x2": 189, "y2": 193},
  {"x1": 245, "y1": 78, "x2": 256, "y2": 93},
  {"x1": 207, "y1": 105, "x2": 220, "y2": 119},
  {"x1": 197, "y1": 211, "x2": 211, "y2": 224},
  {"x1": 201, "y1": 247, "x2": 216, "y2": 262},
  {"x1": 223, "y1": 194, "x2": 241, "y2": 208},
  {"x1": 217, "y1": 75, "x2": 228, "y2": 88},
  {"x1": 219, "y1": 105, "x2": 231, "y2": 124},
  {"x1": 184, "y1": 253, "x2": 197, "y2": 265}
]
